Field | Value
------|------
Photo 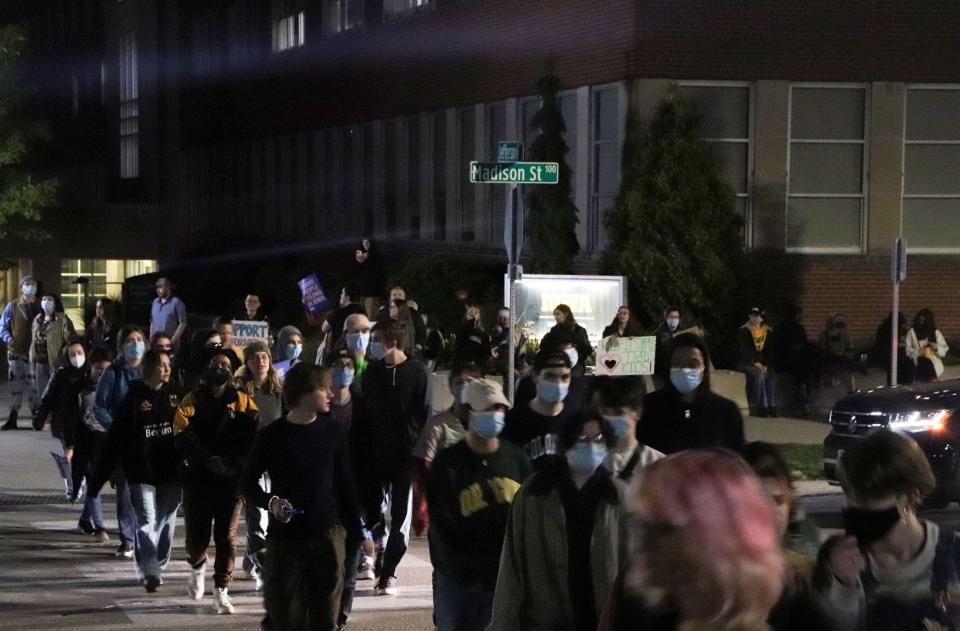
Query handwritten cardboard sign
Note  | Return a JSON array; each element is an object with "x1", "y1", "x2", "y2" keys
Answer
[
  {"x1": 594, "y1": 336, "x2": 656, "y2": 376},
  {"x1": 232, "y1": 320, "x2": 270, "y2": 349}
]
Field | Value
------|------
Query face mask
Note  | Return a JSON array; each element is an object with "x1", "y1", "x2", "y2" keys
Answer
[
  {"x1": 124, "y1": 340, "x2": 146, "y2": 361},
  {"x1": 567, "y1": 443, "x2": 608, "y2": 474},
  {"x1": 69, "y1": 354, "x2": 86, "y2": 369},
  {"x1": 842, "y1": 506, "x2": 901, "y2": 545},
  {"x1": 285, "y1": 343, "x2": 303, "y2": 360},
  {"x1": 564, "y1": 347, "x2": 579, "y2": 367},
  {"x1": 603, "y1": 415, "x2": 632, "y2": 440},
  {"x1": 537, "y1": 380, "x2": 569, "y2": 404},
  {"x1": 41, "y1": 299, "x2": 55, "y2": 313},
  {"x1": 666, "y1": 318, "x2": 680, "y2": 330},
  {"x1": 332, "y1": 367, "x2": 355, "y2": 389},
  {"x1": 670, "y1": 367, "x2": 703, "y2": 394},
  {"x1": 452, "y1": 383, "x2": 466, "y2": 404},
  {"x1": 471, "y1": 410, "x2": 505, "y2": 440},
  {"x1": 206, "y1": 367, "x2": 232, "y2": 387},
  {"x1": 369, "y1": 342, "x2": 386, "y2": 361},
  {"x1": 346, "y1": 331, "x2": 370, "y2": 355},
  {"x1": 22, "y1": 284, "x2": 36, "y2": 297}
]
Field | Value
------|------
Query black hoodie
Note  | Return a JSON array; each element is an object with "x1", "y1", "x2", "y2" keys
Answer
[{"x1": 360, "y1": 357, "x2": 429, "y2": 460}]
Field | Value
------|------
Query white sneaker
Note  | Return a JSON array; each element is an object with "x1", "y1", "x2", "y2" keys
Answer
[
  {"x1": 188, "y1": 563, "x2": 206, "y2": 600},
  {"x1": 255, "y1": 572, "x2": 265, "y2": 592},
  {"x1": 215, "y1": 587, "x2": 234, "y2": 615}
]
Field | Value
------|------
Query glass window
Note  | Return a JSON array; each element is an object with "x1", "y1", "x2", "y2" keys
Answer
[
  {"x1": 590, "y1": 87, "x2": 621, "y2": 251},
  {"x1": 432, "y1": 111, "x2": 446, "y2": 241},
  {"x1": 560, "y1": 93, "x2": 577, "y2": 196},
  {"x1": 408, "y1": 116, "x2": 421, "y2": 240},
  {"x1": 903, "y1": 87, "x2": 960, "y2": 249},
  {"x1": 119, "y1": 31, "x2": 138, "y2": 179},
  {"x1": 272, "y1": 12, "x2": 305, "y2": 52},
  {"x1": 327, "y1": 0, "x2": 362, "y2": 33},
  {"x1": 459, "y1": 107, "x2": 475, "y2": 242},
  {"x1": 787, "y1": 86, "x2": 867, "y2": 251},
  {"x1": 60, "y1": 259, "x2": 157, "y2": 329}
]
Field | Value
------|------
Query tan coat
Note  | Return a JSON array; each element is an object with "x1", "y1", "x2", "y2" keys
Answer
[
  {"x1": 30, "y1": 312, "x2": 77, "y2": 370},
  {"x1": 487, "y1": 471, "x2": 635, "y2": 631}
]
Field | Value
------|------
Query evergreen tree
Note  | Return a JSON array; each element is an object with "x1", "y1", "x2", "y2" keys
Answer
[
  {"x1": 0, "y1": 25, "x2": 56, "y2": 244},
  {"x1": 525, "y1": 69, "x2": 579, "y2": 274},
  {"x1": 602, "y1": 88, "x2": 745, "y2": 363}
]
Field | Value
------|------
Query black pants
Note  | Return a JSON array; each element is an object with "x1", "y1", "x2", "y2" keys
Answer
[
  {"x1": 182, "y1": 482, "x2": 242, "y2": 588},
  {"x1": 338, "y1": 531, "x2": 363, "y2": 627},
  {"x1": 375, "y1": 461, "x2": 413, "y2": 580},
  {"x1": 263, "y1": 527, "x2": 346, "y2": 631}
]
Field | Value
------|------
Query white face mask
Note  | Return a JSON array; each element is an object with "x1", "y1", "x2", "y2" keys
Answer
[{"x1": 69, "y1": 354, "x2": 86, "y2": 369}]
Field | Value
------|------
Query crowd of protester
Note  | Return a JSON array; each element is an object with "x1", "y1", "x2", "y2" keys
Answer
[{"x1": 0, "y1": 245, "x2": 957, "y2": 630}]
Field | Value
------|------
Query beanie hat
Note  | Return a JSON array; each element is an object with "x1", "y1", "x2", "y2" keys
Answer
[{"x1": 244, "y1": 340, "x2": 271, "y2": 360}]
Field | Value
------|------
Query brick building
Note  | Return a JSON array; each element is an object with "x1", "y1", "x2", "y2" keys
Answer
[{"x1": 3, "y1": 0, "x2": 960, "y2": 346}]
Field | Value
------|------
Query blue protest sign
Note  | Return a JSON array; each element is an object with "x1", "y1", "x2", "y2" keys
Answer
[{"x1": 298, "y1": 274, "x2": 332, "y2": 316}]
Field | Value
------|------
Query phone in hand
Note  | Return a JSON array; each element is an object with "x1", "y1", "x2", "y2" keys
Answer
[{"x1": 281, "y1": 505, "x2": 303, "y2": 517}]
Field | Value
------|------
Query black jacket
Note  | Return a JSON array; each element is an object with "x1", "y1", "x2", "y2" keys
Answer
[
  {"x1": 454, "y1": 320, "x2": 491, "y2": 366},
  {"x1": 360, "y1": 358, "x2": 429, "y2": 460},
  {"x1": 36, "y1": 364, "x2": 88, "y2": 443},
  {"x1": 541, "y1": 323, "x2": 592, "y2": 370},
  {"x1": 602, "y1": 321, "x2": 642, "y2": 338},
  {"x1": 638, "y1": 385, "x2": 745, "y2": 455},
  {"x1": 90, "y1": 380, "x2": 183, "y2": 494},
  {"x1": 738, "y1": 324, "x2": 776, "y2": 368}
]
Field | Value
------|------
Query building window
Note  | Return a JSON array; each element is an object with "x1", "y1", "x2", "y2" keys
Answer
[
  {"x1": 407, "y1": 116, "x2": 421, "y2": 240},
  {"x1": 60, "y1": 258, "x2": 157, "y2": 328},
  {"x1": 432, "y1": 111, "x2": 446, "y2": 241},
  {"x1": 590, "y1": 86, "x2": 621, "y2": 251},
  {"x1": 383, "y1": 0, "x2": 431, "y2": 21},
  {"x1": 119, "y1": 31, "x2": 139, "y2": 179},
  {"x1": 903, "y1": 86, "x2": 960, "y2": 252},
  {"x1": 326, "y1": 0, "x2": 362, "y2": 33},
  {"x1": 487, "y1": 102, "x2": 507, "y2": 243},
  {"x1": 384, "y1": 120, "x2": 398, "y2": 236},
  {"x1": 559, "y1": 92, "x2": 578, "y2": 197},
  {"x1": 364, "y1": 123, "x2": 377, "y2": 237},
  {"x1": 458, "y1": 107, "x2": 476, "y2": 242},
  {"x1": 678, "y1": 83, "x2": 752, "y2": 241},
  {"x1": 343, "y1": 128, "x2": 356, "y2": 235},
  {"x1": 787, "y1": 85, "x2": 867, "y2": 252},
  {"x1": 272, "y1": 2, "x2": 305, "y2": 52}
]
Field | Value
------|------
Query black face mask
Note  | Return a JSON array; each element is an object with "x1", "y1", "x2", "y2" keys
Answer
[
  {"x1": 843, "y1": 506, "x2": 901, "y2": 545},
  {"x1": 206, "y1": 367, "x2": 231, "y2": 387}
]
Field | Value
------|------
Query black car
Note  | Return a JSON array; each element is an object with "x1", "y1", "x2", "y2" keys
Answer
[{"x1": 824, "y1": 380, "x2": 960, "y2": 506}]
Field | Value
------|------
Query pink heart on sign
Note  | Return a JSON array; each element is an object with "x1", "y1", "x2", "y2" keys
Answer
[{"x1": 597, "y1": 354, "x2": 621, "y2": 373}]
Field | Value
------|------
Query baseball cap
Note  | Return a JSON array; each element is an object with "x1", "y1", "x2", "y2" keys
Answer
[{"x1": 462, "y1": 378, "x2": 511, "y2": 411}]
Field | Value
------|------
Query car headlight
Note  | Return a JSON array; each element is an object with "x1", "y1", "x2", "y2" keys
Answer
[{"x1": 889, "y1": 409, "x2": 952, "y2": 433}]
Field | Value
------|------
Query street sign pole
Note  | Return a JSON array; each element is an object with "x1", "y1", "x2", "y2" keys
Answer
[{"x1": 890, "y1": 237, "x2": 907, "y2": 386}]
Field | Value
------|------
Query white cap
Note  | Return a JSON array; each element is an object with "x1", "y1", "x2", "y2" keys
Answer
[{"x1": 462, "y1": 378, "x2": 511, "y2": 411}]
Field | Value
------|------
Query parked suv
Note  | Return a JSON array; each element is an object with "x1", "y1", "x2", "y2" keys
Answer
[{"x1": 823, "y1": 380, "x2": 960, "y2": 506}]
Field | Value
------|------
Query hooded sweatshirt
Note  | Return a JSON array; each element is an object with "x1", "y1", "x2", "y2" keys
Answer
[
  {"x1": 361, "y1": 356, "x2": 430, "y2": 460},
  {"x1": 275, "y1": 325, "x2": 303, "y2": 364}
]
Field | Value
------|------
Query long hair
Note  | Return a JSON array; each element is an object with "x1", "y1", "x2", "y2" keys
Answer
[
  {"x1": 628, "y1": 450, "x2": 784, "y2": 631},
  {"x1": 554, "y1": 303, "x2": 576, "y2": 328},
  {"x1": 913, "y1": 308, "x2": 936, "y2": 341}
]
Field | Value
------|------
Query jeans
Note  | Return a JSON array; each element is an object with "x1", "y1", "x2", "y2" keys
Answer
[
  {"x1": 7, "y1": 353, "x2": 38, "y2": 414},
  {"x1": 373, "y1": 463, "x2": 413, "y2": 580},
  {"x1": 115, "y1": 474, "x2": 139, "y2": 548},
  {"x1": 129, "y1": 482, "x2": 181, "y2": 579},
  {"x1": 263, "y1": 527, "x2": 346, "y2": 631},
  {"x1": 33, "y1": 361, "x2": 51, "y2": 409},
  {"x1": 433, "y1": 571, "x2": 494, "y2": 631},
  {"x1": 182, "y1": 482, "x2": 242, "y2": 589},
  {"x1": 742, "y1": 364, "x2": 777, "y2": 411},
  {"x1": 243, "y1": 473, "x2": 271, "y2": 575},
  {"x1": 79, "y1": 494, "x2": 105, "y2": 530}
]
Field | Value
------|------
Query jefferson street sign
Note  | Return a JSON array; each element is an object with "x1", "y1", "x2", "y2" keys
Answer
[
  {"x1": 497, "y1": 141, "x2": 521, "y2": 162},
  {"x1": 469, "y1": 161, "x2": 559, "y2": 184}
]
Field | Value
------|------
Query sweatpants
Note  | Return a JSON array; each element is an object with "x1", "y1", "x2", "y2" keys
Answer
[{"x1": 182, "y1": 482, "x2": 242, "y2": 589}]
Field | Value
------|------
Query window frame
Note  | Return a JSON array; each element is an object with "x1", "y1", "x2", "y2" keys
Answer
[
  {"x1": 588, "y1": 82, "x2": 626, "y2": 253},
  {"x1": 900, "y1": 83, "x2": 960, "y2": 254},
  {"x1": 677, "y1": 80, "x2": 755, "y2": 249},
  {"x1": 785, "y1": 82, "x2": 870, "y2": 255}
]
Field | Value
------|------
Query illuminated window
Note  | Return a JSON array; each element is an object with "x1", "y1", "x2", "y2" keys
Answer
[
  {"x1": 272, "y1": 11, "x2": 305, "y2": 52},
  {"x1": 60, "y1": 259, "x2": 157, "y2": 328},
  {"x1": 326, "y1": 0, "x2": 362, "y2": 33}
]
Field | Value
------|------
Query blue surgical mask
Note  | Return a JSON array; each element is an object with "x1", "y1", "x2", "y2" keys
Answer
[
  {"x1": 369, "y1": 342, "x2": 386, "y2": 360},
  {"x1": 22, "y1": 284, "x2": 36, "y2": 297},
  {"x1": 285, "y1": 343, "x2": 303, "y2": 360},
  {"x1": 346, "y1": 331, "x2": 370, "y2": 355},
  {"x1": 537, "y1": 380, "x2": 569, "y2": 404},
  {"x1": 564, "y1": 347, "x2": 579, "y2": 367},
  {"x1": 40, "y1": 299, "x2": 55, "y2": 313},
  {"x1": 124, "y1": 340, "x2": 146, "y2": 361},
  {"x1": 666, "y1": 318, "x2": 680, "y2": 330},
  {"x1": 471, "y1": 410, "x2": 506, "y2": 440},
  {"x1": 603, "y1": 415, "x2": 632, "y2": 440},
  {"x1": 332, "y1": 367, "x2": 355, "y2": 389},
  {"x1": 670, "y1": 367, "x2": 703, "y2": 394},
  {"x1": 567, "y1": 443, "x2": 608, "y2": 474}
]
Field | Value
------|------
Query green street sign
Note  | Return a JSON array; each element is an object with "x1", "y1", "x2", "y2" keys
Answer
[{"x1": 469, "y1": 161, "x2": 559, "y2": 184}]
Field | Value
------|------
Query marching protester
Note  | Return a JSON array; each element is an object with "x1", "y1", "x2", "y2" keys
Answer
[
  {"x1": 427, "y1": 378, "x2": 532, "y2": 631},
  {"x1": 361, "y1": 319, "x2": 429, "y2": 596},
  {"x1": 276, "y1": 324, "x2": 305, "y2": 366},
  {"x1": 69, "y1": 345, "x2": 113, "y2": 541},
  {"x1": 639, "y1": 332, "x2": 744, "y2": 455},
  {"x1": 602, "y1": 305, "x2": 642, "y2": 339},
  {"x1": 1, "y1": 276, "x2": 42, "y2": 430},
  {"x1": 150, "y1": 277, "x2": 188, "y2": 351},
  {"x1": 738, "y1": 306, "x2": 777, "y2": 417},
  {"x1": 239, "y1": 292, "x2": 269, "y2": 323},
  {"x1": 453, "y1": 302, "x2": 491, "y2": 367},
  {"x1": 540, "y1": 304, "x2": 592, "y2": 377},
  {"x1": 94, "y1": 325, "x2": 148, "y2": 559},
  {"x1": 30, "y1": 293, "x2": 77, "y2": 418},
  {"x1": 85, "y1": 297, "x2": 117, "y2": 350},
  {"x1": 235, "y1": 339, "x2": 285, "y2": 589},
  {"x1": 489, "y1": 413, "x2": 631, "y2": 631},
  {"x1": 89, "y1": 349, "x2": 182, "y2": 592},
  {"x1": 214, "y1": 316, "x2": 245, "y2": 362},
  {"x1": 342, "y1": 313, "x2": 372, "y2": 378},
  {"x1": 241, "y1": 362, "x2": 361, "y2": 630},
  {"x1": 591, "y1": 376, "x2": 664, "y2": 480},
  {"x1": 173, "y1": 349, "x2": 258, "y2": 614},
  {"x1": 653, "y1": 306, "x2": 683, "y2": 385}
]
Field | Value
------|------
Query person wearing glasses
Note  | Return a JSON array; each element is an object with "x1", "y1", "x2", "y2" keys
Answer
[{"x1": 488, "y1": 413, "x2": 632, "y2": 631}]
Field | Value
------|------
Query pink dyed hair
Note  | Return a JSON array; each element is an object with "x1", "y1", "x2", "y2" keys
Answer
[{"x1": 631, "y1": 450, "x2": 785, "y2": 630}]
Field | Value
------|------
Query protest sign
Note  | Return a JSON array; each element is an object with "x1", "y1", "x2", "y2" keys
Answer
[
  {"x1": 232, "y1": 320, "x2": 270, "y2": 349},
  {"x1": 298, "y1": 274, "x2": 332, "y2": 317},
  {"x1": 594, "y1": 336, "x2": 656, "y2": 376}
]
